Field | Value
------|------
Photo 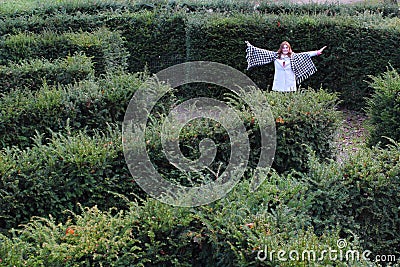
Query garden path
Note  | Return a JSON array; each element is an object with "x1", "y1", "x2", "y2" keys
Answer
[{"x1": 335, "y1": 109, "x2": 367, "y2": 163}]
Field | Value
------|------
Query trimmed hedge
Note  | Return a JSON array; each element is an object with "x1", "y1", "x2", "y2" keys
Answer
[
  {"x1": 0, "y1": 72, "x2": 144, "y2": 148},
  {"x1": 365, "y1": 67, "x2": 400, "y2": 147},
  {"x1": 0, "y1": 27, "x2": 128, "y2": 75},
  {"x1": 0, "y1": 127, "x2": 140, "y2": 233},
  {"x1": 2, "y1": 144, "x2": 397, "y2": 265},
  {"x1": 0, "y1": 173, "x2": 373, "y2": 266},
  {"x1": 0, "y1": 81, "x2": 341, "y2": 230},
  {"x1": 1, "y1": 0, "x2": 397, "y2": 22},
  {"x1": 301, "y1": 142, "x2": 400, "y2": 259},
  {"x1": 1, "y1": 5, "x2": 399, "y2": 110},
  {"x1": 109, "y1": 10, "x2": 187, "y2": 74},
  {"x1": 267, "y1": 89, "x2": 340, "y2": 173},
  {"x1": 185, "y1": 12, "x2": 400, "y2": 110},
  {"x1": 0, "y1": 53, "x2": 94, "y2": 93}
]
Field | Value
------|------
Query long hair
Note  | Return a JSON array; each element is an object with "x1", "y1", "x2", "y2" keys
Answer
[{"x1": 277, "y1": 41, "x2": 293, "y2": 58}]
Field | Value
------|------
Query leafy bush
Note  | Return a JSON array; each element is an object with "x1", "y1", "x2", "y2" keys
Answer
[
  {"x1": 0, "y1": 71, "x2": 144, "y2": 148},
  {"x1": 0, "y1": 27, "x2": 128, "y2": 75},
  {"x1": 267, "y1": 89, "x2": 341, "y2": 173},
  {"x1": 301, "y1": 142, "x2": 400, "y2": 259},
  {"x1": 0, "y1": 126, "x2": 142, "y2": 232},
  {"x1": 0, "y1": 173, "x2": 373, "y2": 266},
  {"x1": 186, "y1": 12, "x2": 400, "y2": 110},
  {"x1": 1, "y1": 3, "x2": 399, "y2": 110},
  {"x1": 0, "y1": 80, "x2": 340, "y2": 232},
  {"x1": 365, "y1": 67, "x2": 400, "y2": 147},
  {"x1": 140, "y1": 86, "x2": 341, "y2": 187},
  {"x1": 0, "y1": 201, "x2": 195, "y2": 267},
  {"x1": 110, "y1": 10, "x2": 187, "y2": 74},
  {"x1": 0, "y1": 53, "x2": 94, "y2": 93},
  {"x1": 1, "y1": 0, "x2": 397, "y2": 21}
]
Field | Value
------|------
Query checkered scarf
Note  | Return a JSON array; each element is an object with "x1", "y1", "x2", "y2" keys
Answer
[{"x1": 245, "y1": 41, "x2": 317, "y2": 84}]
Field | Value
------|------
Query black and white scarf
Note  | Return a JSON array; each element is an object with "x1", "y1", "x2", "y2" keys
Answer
[{"x1": 245, "y1": 41, "x2": 317, "y2": 84}]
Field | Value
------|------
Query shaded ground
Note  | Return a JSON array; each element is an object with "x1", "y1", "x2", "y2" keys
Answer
[{"x1": 335, "y1": 109, "x2": 368, "y2": 163}]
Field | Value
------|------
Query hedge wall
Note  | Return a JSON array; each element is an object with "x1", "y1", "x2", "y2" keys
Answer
[
  {"x1": 0, "y1": 127, "x2": 139, "y2": 233},
  {"x1": 302, "y1": 142, "x2": 400, "y2": 259},
  {"x1": 0, "y1": 27, "x2": 128, "y2": 75},
  {"x1": 0, "y1": 53, "x2": 94, "y2": 93},
  {"x1": 0, "y1": 72, "x2": 144, "y2": 148},
  {"x1": 1, "y1": 4, "x2": 398, "y2": 109},
  {"x1": 3, "y1": 157, "x2": 396, "y2": 265},
  {"x1": 1, "y1": 0, "x2": 397, "y2": 20},
  {"x1": 365, "y1": 68, "x2": 400, "y2": 147},
  {"x1": 186, "y1": 12, "x2": 400, "y2": 110},
  {"x1": 109, "y1": 11, "x2": 187, "y2": 74},
  {"x1": 0, "y1": 76, "x2": 341, "y2": 231}
]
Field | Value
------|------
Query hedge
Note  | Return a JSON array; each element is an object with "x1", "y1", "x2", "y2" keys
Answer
[
  {"x1": 107, "y1": 10, "x2": 187, "y2": 74},
  {"x1": 0, "y1": 173, "x2": 375, "y2": 266},
  {"x1": 0, "y1": 27, "x2": 128, "y2": 75},
  {"x1": 2, "y1": 144, "x2": 397, "y2": 265},
  {"x1": 301, "y1": 141, "x2": 400, "y2": 259},
  {"x1": 0, "y1": 127, "x2": 141, "y2": 233},
  {"x1": 1, "y1": 0, "x2": 397, "y2": 22},
  {"x1": 0, "y1": 53, "x2": 94, "y2": 93},
  {"x1": 1, "y1": 6, "x2": 399, "y2": 110},
  {"x1": 0, "y1": 80, "x2": 341, "y2": 231},
  {"x1": 185, "y1": 12, "x2": 400, "y2": 110},
  {"x1": 365, "y1": 67, "x2": 400, "y2": 147},
  {"x1": 0, "y1": 72, "x2": 144, "y2": 148}
]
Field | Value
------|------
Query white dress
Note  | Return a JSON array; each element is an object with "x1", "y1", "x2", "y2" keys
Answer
[{"x1": 272, "y1": 51, "x2": 319, "y2": 92}]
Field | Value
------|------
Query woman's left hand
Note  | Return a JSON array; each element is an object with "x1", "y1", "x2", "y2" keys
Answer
[{"x1": 318, "y1": 46, "x2": 327, "y2": 55}]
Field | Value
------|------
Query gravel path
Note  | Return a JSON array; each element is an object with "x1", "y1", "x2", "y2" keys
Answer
[{"x1": 335, "y1": 109, "x2": 368, "y2": 163}]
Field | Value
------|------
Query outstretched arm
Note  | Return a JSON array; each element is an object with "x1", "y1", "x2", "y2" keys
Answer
[
  {"x1": 245, "y1": 41, "x2": 278, "y2": 70},
  {"x1": 305, "y1": 45, "x2": 327, "y2": 57}
]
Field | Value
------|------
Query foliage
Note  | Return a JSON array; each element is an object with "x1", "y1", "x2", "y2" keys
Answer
[
  {"x1": 0, "y1": 71, "x2": 144, "y2": 148},
  {"x1": 0, "y1": 27, "x2": 129, "y2": 75},
  {"x1": 1, "y1": 2, "x2": 399, "y2": 109},
  {"x1": 1, "y1": 0, "x2": 397, "y2": 19},
  {"x1": 0, "y1": 126, "x2": 144, "y2": 232},
  {"x1": 186, "y1": 12, "x2": 400, "y2": 110},
  {"x1": 0, "y1": 1, "x2": 399, "y2": 266},
  {"x1": 0, "y1": 173, "x2": 375, "y2": 266},
  {"x1": 300, "y1": 142, "x2": 400, "y2": 258},
  {"x1": 365, "y1": 67, "x2": 400, "y2": 147},
  {"x1": 0, "y1": 201, "x2": 194, "y2": 266},
  {"x1": 0, "y1": 53, "x2": 94, "y2": 93},
  {"x1": 266, "y1": 89, "x2": 341, "y2": 173}
]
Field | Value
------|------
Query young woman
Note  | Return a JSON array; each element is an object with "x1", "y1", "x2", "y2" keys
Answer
[{"x1": 245, "y1": 41, "x2": 327, "y2": 92}]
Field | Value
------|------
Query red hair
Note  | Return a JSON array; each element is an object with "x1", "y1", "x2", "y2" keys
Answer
[{"x1": 277, "y1": 41, "x2": 292, "y2": 58}]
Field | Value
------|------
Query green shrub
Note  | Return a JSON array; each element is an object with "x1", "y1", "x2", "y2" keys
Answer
[
  {"x1": 0, "y1": 174, "x2": 374, "y2": 266},
  {"x1": 1, "y1": 0, "x2": 397, "y2": 20},
  {"x1": 0, "y1": 201, "x2": 195, "y2": 267},
  {"x1": 0, "y1": 53, "x2": 94, "y2": 93},
  {"x1": 140, "y1": 86, "x2": 340, "y2": 185},
  {"x1": 186, "y1": 12, "x2": 400, "y2": 110},
  {"x1": 301, "y1": 142, "x2": 400, "y2": 259},
  {"x1": 267, "y1": 89, "x2": 341, "y2": 173},
  {"x1": 1, "y1": 5, "x2": 399, "y2": 110},
  {"x1": 0, "y1": 28, "x2": 128, "y2": 75},
  {"x1": 110, "y1": 10, "x2": 187, "y2": 74},
  {"x1": 365, "y1": 67, "x2": 400, "y2": 147},
  {"x1": 0, "y1": 71, "x2": 144, "y2": 148},
  {"x1": 0, "y1": 127, "x2": 143, "y2": 233}
]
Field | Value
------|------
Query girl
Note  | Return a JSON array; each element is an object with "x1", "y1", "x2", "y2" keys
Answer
[{"x1": 245, "y1": 41, "x2": 327, "y2": 92}]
